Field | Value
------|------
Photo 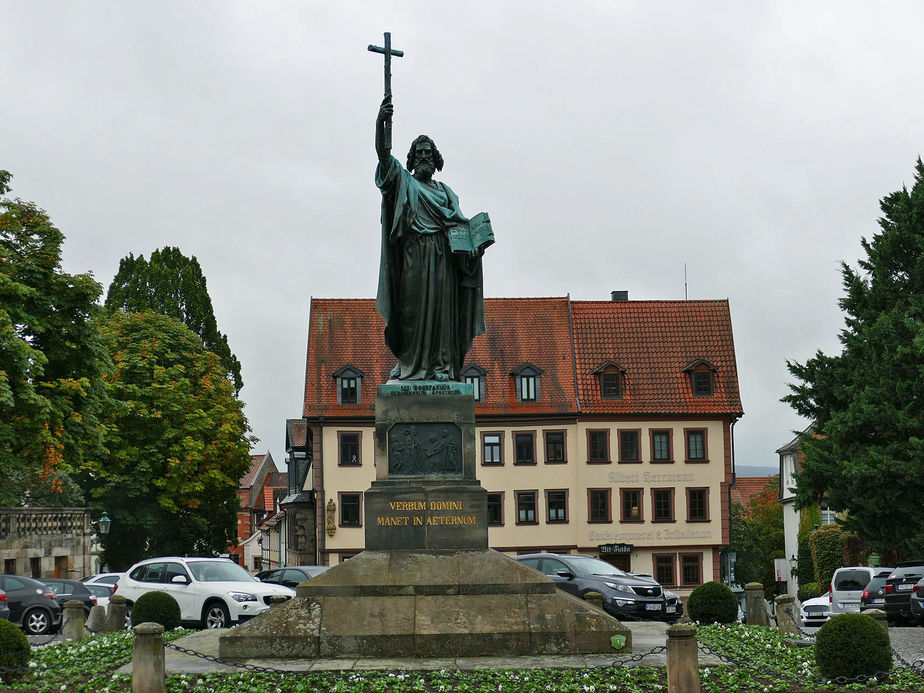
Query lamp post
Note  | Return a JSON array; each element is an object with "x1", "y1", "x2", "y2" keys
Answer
[
  {"x1": 98, "y1": 512, "x2": 111, "y2": 537},
  {"x1": 92, "y1": 511, "x2": 112, "y2": 573}
]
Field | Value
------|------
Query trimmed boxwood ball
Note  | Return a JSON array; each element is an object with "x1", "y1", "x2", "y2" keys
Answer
[
  {"x1": 816, "y1": 613, "x2": 891, "y2": 680},
  {"x1": 131, "y1": 590, "x2": 182, "y2": 631},
  {"x1": 686, "y1": 581, "x2": 739, "y2": 624},
  {"x1": 0, "y1": 618, "x2": 31, "y2": 682}
]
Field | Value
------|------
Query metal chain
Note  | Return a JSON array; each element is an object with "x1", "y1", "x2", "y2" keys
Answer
[
  {"x1": 610, "y1": 644, "x2": 666, "y2": 667},
  {"x1": 695, "y1": 642, "x2": 739, "y2": 667},
  {"x1": 781, "y1": 607, "x2": 816, "y2": 641},
  {"x1": 164, "y1": 641, "x2": 299, "y2": 674}
]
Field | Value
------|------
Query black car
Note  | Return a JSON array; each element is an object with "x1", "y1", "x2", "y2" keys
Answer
[
  {"x1": 42, "y1": 578, "x2": 98, "y2": 614},
  {"x1": 0, "y1": 574, "x2": 63, "y2": 635},
  {"x1": 514, "y1": 553, "x2": 666, "y2": 621},
  {"x1": 884, "y1": 561, "x2": 924, "y2": 624},
  {"x1": 628, "y1": 573, "x2": 684, "y2": 623},
  {"x1": 910, "y1": 578, "x2": 924, "y2": 622},
  {"x1": 859, "y1": 575, "x2": 890, "y2": 612},
  {"x1": 256, "y1": 566, "x2": 330, "y2": 589}
]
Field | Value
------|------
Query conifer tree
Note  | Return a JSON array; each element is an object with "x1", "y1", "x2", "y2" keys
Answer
[{"x1": 785, "y1": 159, "x2": 924, "y2": 560}]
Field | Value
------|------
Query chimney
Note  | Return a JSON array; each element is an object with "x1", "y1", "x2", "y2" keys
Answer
[{"x1": 610, "y1": 290, "x2": 629, "y2": 302}]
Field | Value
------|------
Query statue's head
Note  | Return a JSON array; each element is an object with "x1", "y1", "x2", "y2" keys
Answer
[{"x1": 407, "y1": 135, "x2": 443, "y2": 175}]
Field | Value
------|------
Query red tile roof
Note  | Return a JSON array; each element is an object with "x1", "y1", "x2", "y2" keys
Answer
[
  {"x1": 571, "y1": 300, "x2": 743, "y2": 415},
  {"x1": 303, "y1": 297, "x2": 742, "y2": 419},
  {"x1": 732, "y1": 476, "x2": 777, "y2": 508}
]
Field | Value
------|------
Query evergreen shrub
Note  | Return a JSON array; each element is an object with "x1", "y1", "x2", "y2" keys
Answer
[
  {"x1": 686, "y1": 581, "x2": 739, "y2": 624},
  {"x1": 131, "y1": 590, "x2": 181, "y2": 630},
  {"x1": 815, "y1": 613, "x2": 891, "y2": 680},
  {"x1": 0, "y1": 618, "x2": 30, "y2": 682},
  {"x1": 797, "y1": 581, "x2": 822, "y2": 601},
  {"x1": 810, "y1": 524, "x2": 843, "y2": 589}
]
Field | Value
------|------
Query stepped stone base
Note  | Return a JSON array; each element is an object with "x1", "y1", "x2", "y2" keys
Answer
[{"x1": 218, "y1": 549, "x2": 630, "y2": 659}]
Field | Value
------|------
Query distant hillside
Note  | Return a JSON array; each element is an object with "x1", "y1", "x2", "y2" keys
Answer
[{"x1": 736, "y1": 465, "x2": 778, "y2": 477}]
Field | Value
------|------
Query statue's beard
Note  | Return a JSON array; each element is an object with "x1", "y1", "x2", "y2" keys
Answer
[{"x1": 414, "y1": 161, "x2": 435, "y2": 178}]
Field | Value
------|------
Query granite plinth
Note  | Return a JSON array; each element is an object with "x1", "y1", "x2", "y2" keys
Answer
[{"x1": 218, "y1": 550, "x2": 630, "y2": 660}]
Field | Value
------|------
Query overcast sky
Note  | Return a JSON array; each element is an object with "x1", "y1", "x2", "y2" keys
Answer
[{"x1": 4, "y1": 1, "x2": 922, "y2": 474}]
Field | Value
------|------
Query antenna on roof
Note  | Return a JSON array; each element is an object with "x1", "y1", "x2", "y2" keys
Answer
[{"x1": 684, "y1": 263, "x2": 688, "y2": 301}]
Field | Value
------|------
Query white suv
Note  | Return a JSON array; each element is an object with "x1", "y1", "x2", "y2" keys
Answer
[{"x1": 115, "y1": 557, "x2": 295, "y2": 628}]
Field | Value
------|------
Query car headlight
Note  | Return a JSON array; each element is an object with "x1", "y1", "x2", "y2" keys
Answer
[
  {"x1": 614, "y1": 599, "x2": 635, "y2": 607},
  {"x1": 229, "y1": 592, "x2": 257, "y2": 603},
  {"x1": 604, "y1": 582, "x2": 633, "y2": 594}
]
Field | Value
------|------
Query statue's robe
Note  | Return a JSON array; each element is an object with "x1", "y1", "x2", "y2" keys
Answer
[{"x1": 375, "y1": 155, "x2": 485, "y2": 381}]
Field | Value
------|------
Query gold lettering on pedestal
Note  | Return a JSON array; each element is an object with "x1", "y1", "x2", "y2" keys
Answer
[{"x1": 376, "y1": 498, "x2": 477, "y2": 529}]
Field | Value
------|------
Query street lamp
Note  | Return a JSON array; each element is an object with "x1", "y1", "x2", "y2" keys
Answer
[
  {"x1": 789, "y1": 554, "x2": 798, "y2": 575},
  {"x1": 98, "y1": 512, "x2": 111, "y2": 537}
]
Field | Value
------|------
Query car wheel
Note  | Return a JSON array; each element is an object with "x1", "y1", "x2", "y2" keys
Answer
[
  {"x1": 202, "y1": 601, "x2": 230, "y2": 629},
  {"x1": 22, "y1": 607, "x2": 52, "y2": 635}
]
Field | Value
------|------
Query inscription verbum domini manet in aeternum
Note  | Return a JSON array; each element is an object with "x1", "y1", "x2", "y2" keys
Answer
[{"x1": 375, "y1": 498, "x2": 478, "y2": 527}]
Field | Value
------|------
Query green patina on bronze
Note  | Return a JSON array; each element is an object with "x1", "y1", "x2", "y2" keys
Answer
[{"x1": 372, "y1": 38, "x2": 491, "y2": 382}]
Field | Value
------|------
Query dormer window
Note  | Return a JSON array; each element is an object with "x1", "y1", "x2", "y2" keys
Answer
[
  {"x1": 333, "y1": 365, "x2": 364, "y2": 405},
  {"x1": 682, "y1": 359, "x2": 717, "y2": 398},
  {"x1": 591, "y1": 361, "x2": 626, "y2": 400},
  {"x1": 511, "y1": 363, "x2": 542, "y2": 403},
  {"x1": 462, "y1": 364, "x2": 487, "y2": 403}
]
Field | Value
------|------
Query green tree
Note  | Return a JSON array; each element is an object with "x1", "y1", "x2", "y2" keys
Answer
[
  {"x1": 0, "y1": 171, "x2": 111, "y2": 505},
  {"x1": 83, "y1": 311, "x2": 252, "y2": 569},
  {"x1": 730, "y1": 478, "x2": 785, "y2": 595},
  {"x1": 104, "y1": 247, "x2": 243, "y2": 393},
  {"x1": 785, "y1": 159, "x2": 924, "y2": 560}
]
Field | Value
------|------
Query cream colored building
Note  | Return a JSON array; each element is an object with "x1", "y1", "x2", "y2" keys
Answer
[{"x1": 292, "y1": 295, "x2": 743, "y2": 596}]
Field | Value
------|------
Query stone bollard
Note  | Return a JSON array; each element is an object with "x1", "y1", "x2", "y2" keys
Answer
[
  {"x1": 583, "y1": 591, "x2": 605, "y2": 611},
  {"x1": 62, "y1": 600, "x2": 86, "y2": 642},
  {"x1": 132, "y1": 622, "x2": 166, "y2": 693},
  {"x1": 86, "y1": 604, "x2": 108, "y2": 633},
  {"x1": 744, "y1": 583, "x2": 770, "y2": 627},
  {"x1": 106, "y1": 594, "x2": 129, "y2": 632},
  {"x1": 775, "y1": 594, "x2": 800, "y2": 636},
  {"x1": 666, "y1": 622, "x2": 700, "y2": 693},
  {"x1": 862, "y1": 608, "x2": 890, "y2": 638}
]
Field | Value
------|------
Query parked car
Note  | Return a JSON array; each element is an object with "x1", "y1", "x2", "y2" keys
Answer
[
  {"x1": 256, "y1": 566, "x2": 330, "y2": 589},
  {"x1": 859, "y1": 575, "x2": 890, "y2": 612},
  {"x1": 115, "y1": 557, "x2": 295, "y2": 629},
  {"x1": 884, "y1": 561, "x2": 924, "y2": 624},
  {"x1": 663, "y1": 588, "x2": 685, "y2": 623},
  {"x1": 0, "y1": 588, "x2": 10, "y2": 621},
  {"x1": 81, "y1": 572, "x2": 123, "y2": 588},
  {"x1": 829, "y1": 566, "x2": 894, "y2": 615},
  {"x1": 85, "y1": 583, "x2": 114, "y2": 609},
  {"x1": 800, "y1": 594, "x2": 830, "y2": 626},
  {"x1": 909, "y1": 578, "x2": 924, "y2": 622},
  {"x1": 627, "y1": 573, "x2": 684, "y2": 623},
  {"x1": 42, "y1": 578, "x2": 98, "y2": 615},
  {"x1": 0, "y1": 574, "x2": 63, "y2": 635},
  {"x1": 514, "y1": 553, "x2": 666, "y2": 621}
]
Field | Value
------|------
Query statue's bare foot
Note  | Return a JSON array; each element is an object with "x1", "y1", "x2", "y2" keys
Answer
[{"x1": 433, "y1": 372, "x2": 449, "y2": 382}]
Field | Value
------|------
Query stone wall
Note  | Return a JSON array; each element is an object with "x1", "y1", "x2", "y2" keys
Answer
[{"x1": 0, "y1": 507, "x2": 92, "y2": 578}]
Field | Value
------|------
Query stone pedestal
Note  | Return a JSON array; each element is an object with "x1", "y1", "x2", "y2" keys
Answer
[{"x1": 219, "y1": 382, "x2": 630, "y2": 659}]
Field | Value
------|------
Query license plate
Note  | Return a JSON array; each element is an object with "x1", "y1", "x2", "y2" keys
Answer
[
  {"x1": 645, "y1": 603, "x2": 662, "y2": 611},
  {"x1": 898, "y1": 584, "x2": 913, "y2": 591},
  {"x1": 666, "y1": 605, "x2": 676, "y2": 613},
  {"x1": 872, "y1": 598, "x2": 884, "y2": 604}
]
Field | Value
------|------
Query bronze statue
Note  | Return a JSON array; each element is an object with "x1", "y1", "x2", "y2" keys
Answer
[{"x1": 373, "y1": 101, "x2": 491, "y2": 382}]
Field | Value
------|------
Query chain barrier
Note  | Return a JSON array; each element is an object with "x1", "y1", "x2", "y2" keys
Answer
[
  {"x1": 782, "y1": 606, "x2": 816, "y2": 642},
  {"x1": 164, "y1": 641, "x2": 299, "y2": 674},
  {"x1": 610, "y1": 645, "x2": 666, "y2": 667}
]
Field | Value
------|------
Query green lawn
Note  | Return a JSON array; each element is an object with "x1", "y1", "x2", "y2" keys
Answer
[{"x1": 1, "y1": 623, "x2": 922, "y2": 692}]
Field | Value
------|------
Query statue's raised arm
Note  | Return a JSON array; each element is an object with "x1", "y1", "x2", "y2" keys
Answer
[{"x1": 375, "y1": 96, "x2": 393, "y2": 164}]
